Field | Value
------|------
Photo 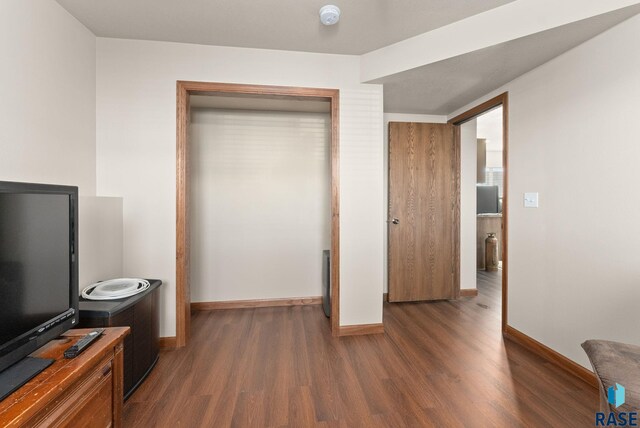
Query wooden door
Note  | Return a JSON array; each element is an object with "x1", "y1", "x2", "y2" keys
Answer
[{"x1": 388, "y1": 122, "x2": 460, "y2": 302}]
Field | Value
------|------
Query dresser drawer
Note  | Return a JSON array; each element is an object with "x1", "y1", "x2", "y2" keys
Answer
[{"x1": 35, "y1": 356, "x2": 113, "y2": 427}]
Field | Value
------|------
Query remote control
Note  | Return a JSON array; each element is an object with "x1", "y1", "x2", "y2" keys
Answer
[{"x1": 64, "y1": 329, "x2": 105, "y2": 359}]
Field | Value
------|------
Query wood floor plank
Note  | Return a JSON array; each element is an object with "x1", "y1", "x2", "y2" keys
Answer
[
  {"x1": 288, "y1": 386, "x2": 317, "y2": 427},
  {"x1": 124, "y1": 270, "x2": 597, "y2": 427}
]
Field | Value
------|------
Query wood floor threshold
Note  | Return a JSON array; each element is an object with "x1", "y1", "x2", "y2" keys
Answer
[
  {"x1": 338, "y1": 323, "x2": 384, "y2": 337},
  {"x1": 503, "y1": 325, "x2": 597, "y2": 388},
  {"x1": 191, "y1": 296, "x2": 322, "y2": 311},
  {"x1": 158, "y1": 336, "x2": 177, "y2": 350}
]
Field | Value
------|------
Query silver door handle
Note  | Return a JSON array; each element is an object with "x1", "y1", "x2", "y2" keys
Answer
[{"x1": 391, "y1": 218, "x2": 399, "y2": 225}]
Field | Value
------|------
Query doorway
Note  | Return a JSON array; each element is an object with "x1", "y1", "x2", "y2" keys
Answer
[
  {"x1": 450, "y1": 93, "x2": 509, "y2": 332},
  {"x1": 175, "y1": 82, "x2": 341, "y2": 347}
]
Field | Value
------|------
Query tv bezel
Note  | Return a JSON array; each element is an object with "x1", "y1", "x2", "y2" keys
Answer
[{"x1": 0, "y1": 181, "x2": 79, "y2": 374}]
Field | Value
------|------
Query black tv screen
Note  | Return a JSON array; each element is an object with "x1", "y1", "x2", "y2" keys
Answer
[
  {"x1": 0, "y1": 182, "x2": 78, "y2": 374},
  {"x1": 477, "y1": 185, "x2": 500, "y2": 214}
]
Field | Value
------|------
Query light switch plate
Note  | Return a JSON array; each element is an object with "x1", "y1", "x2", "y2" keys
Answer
[{"x1": 524, "y1": 192, "x2": 539, "y2": 208}]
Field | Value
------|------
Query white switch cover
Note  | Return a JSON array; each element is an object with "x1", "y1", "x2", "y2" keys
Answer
[{"x1": 524, "y1": 192, "x2": 539, "y2": 208}]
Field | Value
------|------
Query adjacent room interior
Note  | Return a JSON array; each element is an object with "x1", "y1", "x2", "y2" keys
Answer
[
  {"x1": 475, "y1": 106, "x2": 505, "y2": 321},
  {"x1": 2, "y1": 0, "x2": 640, "y2": 426},
  {"x1": 459, "y1": 105, "x2": 505, "y2": 323}
]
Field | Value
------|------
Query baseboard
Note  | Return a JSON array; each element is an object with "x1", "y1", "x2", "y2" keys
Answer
[
  {"x1": 338, "y1": 323, "x2": 384, "y2": 337},
  {"x1": 191, "y1": 296, "x2": 322, "y2": 311},
  {"x1": 159, "y1": 336, "x2": 177, "y2": 350},
  {"x1": 385, "y1": 291, "x2": 477, "y2": 300},
  {"x1": 503, "y1": 325, "x2": 597, "y2": 388}
]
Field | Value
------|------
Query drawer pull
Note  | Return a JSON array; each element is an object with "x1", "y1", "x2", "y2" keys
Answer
[{"x1": 102, "y1": 363, "x2": 112, "y2": 377}]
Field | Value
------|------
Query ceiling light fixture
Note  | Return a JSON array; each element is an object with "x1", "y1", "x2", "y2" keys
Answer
[{"x1": 319, "y1": 5, "x2": 341, "y2": 26}]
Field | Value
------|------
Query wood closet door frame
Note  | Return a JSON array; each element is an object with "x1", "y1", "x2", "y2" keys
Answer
[
  {"x1": 449, "y1": 92, "x2": 509, "y2": 333},
  {"x1": 176, "y1": 81, "x2": 341, "y2": 346}
]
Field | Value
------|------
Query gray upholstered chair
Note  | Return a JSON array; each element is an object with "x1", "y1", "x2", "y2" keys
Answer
[{"x1": 582, "y1": 340, "x2": 640, "y2": 413}]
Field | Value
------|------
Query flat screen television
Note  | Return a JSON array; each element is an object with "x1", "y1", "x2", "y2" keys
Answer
[
  {"x1": 0, "y1": 181, "x2": 79, "y2": 399},
  {"x1": 477, "y1": 185, "x2": 500, "y2": 214}
]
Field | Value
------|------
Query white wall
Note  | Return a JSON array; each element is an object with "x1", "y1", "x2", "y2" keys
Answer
[
  {"x1": 477, "y1": 107, "x2": 504, "y2": 169},
  {"x1": 0, "y1": 0, "x2": 96, "y2": 196},
  {"x1": 460, "y1": 119, "x2": 478, "y2": 290},
  {"x1": 79, "y1": 196, "x2": 124, "y2": 292},
  {"x1": 382, "y1": 113, "x2": 447, "y2": 293},
  {"x1": 449, "y1": 14, "x2": 640, "y2": 367},
  {"x1": 189, "y1": 109, "x2": 330, "y2": 302},
  {"x1": 0, "y1": 1, "x2": 118, "y2": 297},
  {"x1": 96, "y1": 38, "x2": 384, "y2": 335}
]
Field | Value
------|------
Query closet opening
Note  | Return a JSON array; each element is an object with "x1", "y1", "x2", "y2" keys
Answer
[{"x1": 175, "y1": 82, "x2": 340, "y2": 347}]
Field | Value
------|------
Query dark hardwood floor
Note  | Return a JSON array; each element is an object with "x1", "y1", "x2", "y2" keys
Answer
[{"x1": 124, "y1": 271, "x2": 597, "y2": 427}]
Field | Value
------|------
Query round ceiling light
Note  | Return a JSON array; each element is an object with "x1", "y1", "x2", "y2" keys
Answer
[{"x1": 319, "y1": 5, "x2": 341, "y2": 26}]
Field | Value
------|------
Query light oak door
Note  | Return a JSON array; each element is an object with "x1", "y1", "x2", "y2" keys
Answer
[{"x1": 388, "y1": 122, "x2": 460, "y2": 302}]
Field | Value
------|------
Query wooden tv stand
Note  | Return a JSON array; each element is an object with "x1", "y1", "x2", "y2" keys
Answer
[{"x1": 0, "y1": 327, "x2": 129, "y2": 428}]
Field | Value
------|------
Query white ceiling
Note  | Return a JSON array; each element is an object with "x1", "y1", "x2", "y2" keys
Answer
[
  {"x1": 55, "y1": 0, "x2": 640, "y2": 114},
  {"x1": 54, "y1": 0, "x2": 515, "y2": 55},
  {"x1": 381, "y1": 5, "x2": 640, "y2": 114}
]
